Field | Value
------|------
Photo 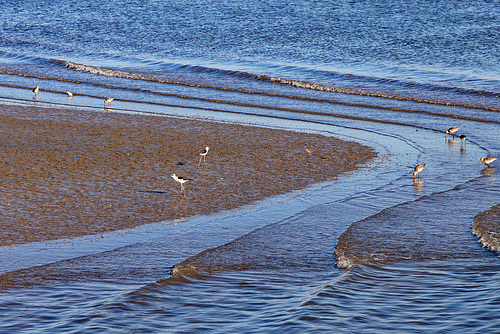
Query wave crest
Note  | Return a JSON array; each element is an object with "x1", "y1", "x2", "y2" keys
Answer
[
  {"x1": 65, "y1": 61, "x2": 171, "y2": 83},
  {"x1": 471, "y1": 204, "x2": 500, "y2": 254},
  {"x1": 64, "y1": 61, "x2": 500, "y2": 112}
]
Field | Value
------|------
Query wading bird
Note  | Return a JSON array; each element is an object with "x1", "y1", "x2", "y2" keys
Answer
[
  {"x1": 171, "y1": 173, "x2": 192, "y2": 198},
  {"x1": 478, "y1": 157, "x2": 497, "y2": 168},
  {"x1": 198, "y1": 146, "x2": 209, "y2": 168},
  {"x1": 413, "y1": 163, "x2": 426, "y2": 179},
  {"x1": 104, "y1": 97, "x2": 115, "y2": 106},
  {"x1": 32, "y1": 85, "x2": 40, "y2": 95},
  {"x1": 459, "y1": 135, "x2": 467, "y2": 147},
  {"x1": 66, "y1": 90, "x2": 73, "y2": 98},
  {"x1": 445, "y1": 126, "x2": 460, "y2": 138}
]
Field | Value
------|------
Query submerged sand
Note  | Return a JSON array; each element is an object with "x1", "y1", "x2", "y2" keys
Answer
[{"x1": 0, "y1": 104, "x2": 376, "y2": 247}]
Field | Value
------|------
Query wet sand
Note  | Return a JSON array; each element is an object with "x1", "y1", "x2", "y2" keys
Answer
[
  {"x1": 472, "y1": 204, "x2": 500, "y2": 253},
  {"x1": 0, "y1": 104, "x2": 376, "y2": 247}
]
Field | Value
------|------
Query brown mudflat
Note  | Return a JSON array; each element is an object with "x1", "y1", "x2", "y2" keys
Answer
[{"x1": 0, "y1": 104, "x2": 376, "y2": 247}]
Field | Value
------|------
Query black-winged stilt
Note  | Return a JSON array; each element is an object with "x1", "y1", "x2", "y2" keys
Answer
[
  {"x1": 32, "y1": 85, "x2": 40, "y2": 95},
  {"x1": 198, "y1": 146, "x2": 209, "y2": 168},
  {"x1": 171, "y1": 174, "x2": 192, "y2": 198}
]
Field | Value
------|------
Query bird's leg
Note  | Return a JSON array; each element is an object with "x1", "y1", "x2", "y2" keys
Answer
[
  {"x1": 204, "y1": 156, "x2": 207, "y2": 168},
  {"x1": 198, "y1": 156, "x2": 202, "y2": 168}
]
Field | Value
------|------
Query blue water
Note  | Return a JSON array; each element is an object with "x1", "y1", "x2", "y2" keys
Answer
[{"x1": 0, "y1": 0, "x2": 499, "y2": 332}]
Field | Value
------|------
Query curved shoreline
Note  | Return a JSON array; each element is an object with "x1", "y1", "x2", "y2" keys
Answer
[{"x1": 0, "y1": 104, "x2": 376, "y2": 247}]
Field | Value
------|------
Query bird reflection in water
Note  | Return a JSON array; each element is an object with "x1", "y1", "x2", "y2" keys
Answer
[
  {"x1": 445, "y1": 137, "x2": 459, "y2": 150},
  {"x1": 413, "y1": 178, "x2": 424, "y2": 194}
]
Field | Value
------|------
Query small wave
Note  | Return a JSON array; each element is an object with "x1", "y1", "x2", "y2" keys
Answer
[
  {"x1": 66, "y1": 61, "x2": 173, "y2": 83},
  {"x1": 334, "y1": 183, "x2": 494, "y2": 269},
  {"x1": 166, "y1": 61, "x2": 500, "y2": 101},
  {"x1": 261, "y1": 75, "x2": 500, "y2": 109},
  {"x1": 168, "y1": 264, "x2": 206, "y2": 280},
  {"x1": 471, "y1": 204, "x2": 500, "y2": 254},
  {"x1": 0, "y1": 52, "x2": 42, "y2": 65},
  {"x1": 185, "y1": 63, "x2": 500, "y2": 106},
  {"x1": 1, "y1": 63, "x2": 498, "y2": 126},
  {"x1": 63, "y1": 61, "x2": 500, "y2": 112},
  {"x1": 0, "y1": 66, "x2": 500, "y2": 131},
  {"x1": 0, "y1": 80, "x2": 497, "y2": 130}
]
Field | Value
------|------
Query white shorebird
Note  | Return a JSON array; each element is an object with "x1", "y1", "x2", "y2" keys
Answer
[
  {"x1": 413, "y1": 163, "x2": 426, "y2": 179},
  {"x1": 104, "y1": 97, "x2": 115, "y2": 106},
  {"x1": 478, "y1": 157, "x2": 497, "y2": 168},
  {"x1": 445, "y1": 126, "x2": 460, "y2": 138},
  {"x1": 66, "y1": 90, "x2": 73, "y2": 98},
  {"x1": 171, "y1": 174, "x2": 192, "y2": 198},
  {"x1": 198, "y1": 146, "x2": 209, "y2": 168},
  {"x1": 32, "y1": 85, "x2": 40, "y2": 95}
]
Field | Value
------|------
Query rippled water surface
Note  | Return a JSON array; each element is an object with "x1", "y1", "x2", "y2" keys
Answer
[{"x1": 0, "y1": 0, "x2": 499, "y2": 332}]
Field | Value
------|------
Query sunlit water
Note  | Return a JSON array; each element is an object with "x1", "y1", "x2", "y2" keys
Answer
[{"x1": 0, "y1": 0, "x2": 499, "y2": 332}]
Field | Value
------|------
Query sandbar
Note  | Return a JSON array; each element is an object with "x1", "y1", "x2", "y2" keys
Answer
[{"x1": 0, "y1": 104, "x2": 376, "y2": 247}]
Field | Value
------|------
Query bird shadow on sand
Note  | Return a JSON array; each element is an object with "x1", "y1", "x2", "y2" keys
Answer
[{"x1": 138, "y1": 190, "x2": 167, "y2": 194}]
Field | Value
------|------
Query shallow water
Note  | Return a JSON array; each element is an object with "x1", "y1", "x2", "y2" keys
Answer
[{"x1": 0, "y1": 0, "x2": 499, "y2": 332}]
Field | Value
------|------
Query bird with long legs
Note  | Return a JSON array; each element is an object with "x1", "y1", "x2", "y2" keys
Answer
[
  {"x1": 478, "y1": 157, "x2": 497, "y2": 168},
  {"x1": 171, "y1": 174, "x2": 192, "y2": 198},
  {"x1": 104, "y1": 97, "x2": 115, "y2": 106},
  {"x1": 445, "y1": 126, "x2": 460, "y2": 138},
  {"x1": 32, "y1": 85, "x2": 40, "y2": 96},
  {"x1": 198, "y1": 146, "x2": 209, "y2": 168},
  {"x1": 413, "y1": 163, "x2": 426, "y2": 179}
]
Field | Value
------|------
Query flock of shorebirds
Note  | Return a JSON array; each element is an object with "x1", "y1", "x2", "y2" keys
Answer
[
  {"x1": 32, "y1": 85, "x2": 114, "y2": 106},
  {"x1": 30, "y1": 86, "x2": 496, "y2": 194},
  {"x1": 413, "y1": 126, "x2": 497, "y2": 181}
]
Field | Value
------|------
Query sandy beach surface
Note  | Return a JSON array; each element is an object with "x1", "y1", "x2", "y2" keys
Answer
[{"x1": 0, "y1": 104, "x2": 376, "y2": 247}]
